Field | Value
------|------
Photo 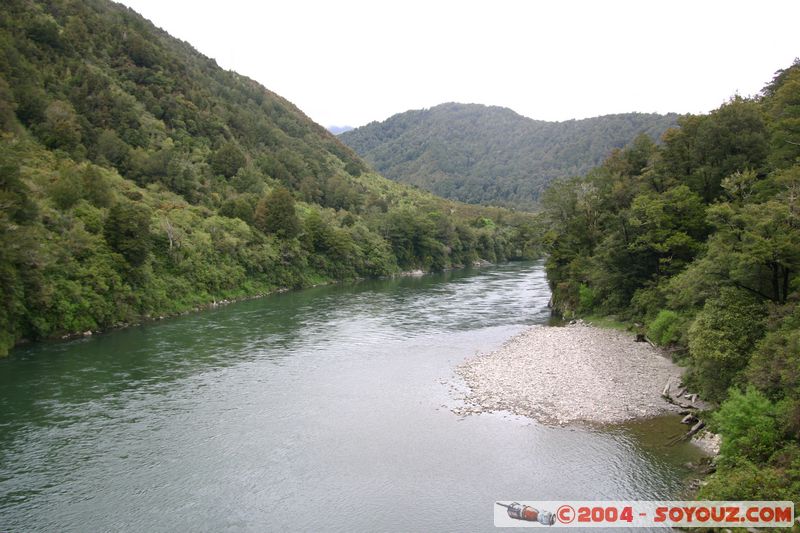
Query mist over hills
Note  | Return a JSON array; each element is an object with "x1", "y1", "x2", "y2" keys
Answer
[
  {"x1": 340, "y1": 103, "x2": 678, "y2": 208},
  {"x1": 328, "y1": 125, "x2": 354, "y2": 135}
]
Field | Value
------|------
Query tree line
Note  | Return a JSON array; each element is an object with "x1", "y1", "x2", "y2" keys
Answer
[
  {"x1": 340, "y1": 102, "x2": 678, "y2": 208},
  {"x1": 541, "y1": 60, "x2": 800, "y2": 503},
  {"x1": 0, "y1": 0, "x2": 541, "y2": 356}
]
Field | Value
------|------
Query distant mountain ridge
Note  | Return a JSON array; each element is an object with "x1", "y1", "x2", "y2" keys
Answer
[
  {"x1": 328, "y1": 125, "x2": 354, "y2": 135},
  {"x1": 340, "y1": 103, "x2": 679, "y2": 208}
]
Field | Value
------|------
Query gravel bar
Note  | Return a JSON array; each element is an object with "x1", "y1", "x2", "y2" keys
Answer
[{"x1": 455, "y1": 322, "x2": 683, "y2": 425}]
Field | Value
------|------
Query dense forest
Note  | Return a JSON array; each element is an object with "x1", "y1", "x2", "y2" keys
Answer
[
  {"x1": 0, "y1": 0, "x2": 540, "y2": 357},
  {"x1": 340, "y1": 103, "x2": 677, "y2": 208},
  {"x1": 542, "y1": 60, "x2": 800, "y2": 504},
  {"x1": 4, "y1": 0, "x2": 798, "y2": 510}
]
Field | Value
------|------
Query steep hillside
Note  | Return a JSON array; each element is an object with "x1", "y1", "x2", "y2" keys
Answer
[
  {"x1": 0, "y1": 0, "x2": 540, "y2": 355},
  {"x1": 542, "y1": 60, "x2": 800, "y2": 503},
  {"x1": 340, "y1": 103, "x2": 678, "y2": 208}
]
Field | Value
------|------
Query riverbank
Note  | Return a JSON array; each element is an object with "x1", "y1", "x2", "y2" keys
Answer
[
  {"x1": 0, "y1": 262, "x2": 696, "y2": 531},
  {"x1": 455, "y1": 321, "x2": 684, "y2": 425},
  {"x1": 10, "y1": 280, "x2": 315, "y2": 354},
  {"x1": 9, "y1": 260, "x2": 504, "y2": 355}
]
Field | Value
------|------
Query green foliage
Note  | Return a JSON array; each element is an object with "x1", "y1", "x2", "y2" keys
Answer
[
  {"x1": 37, "y1": 100, "x2": 82, "y2": 152},
  {"x1": 713, "y1": 386, "x2": 781, "y2": 465},
  {"x1": 0, "y1": 0, "x2": 541, "y2": 357},
  {"x1": 0, "y1": 77, "x2": 19, "y2": 133},
  {"x1": 209, "y1": 142, "x2": 246, "y2": 178},
  {"x1": 539, "y1": 59, "x2": 800, "y2": 505},
  {"x1": 626, "y1": 185, "x2": 707, "y2": 278},
  {"x1": 577, "y1": 283, "x2": 595, "y2": 313},
  {"x1": 747, "y1": 302, "x2": 800, "y2": 403},
  {"x1": 104, "y1": 200, "x2": 152, "y2": 267},
  {"x1": 94, "y1": 129, "x2": 130, "y2": 168},
  {"x1": 687, "y1": 288, "x2": 766, "y2": 401},
  {"x1": 340, "y1": 103, "x2": 677, "y2": 208},
  {"x1": 48, "y1": 161, "x2": 111, "y2": 210},
  {"x1": 25, "y1": 15, "x2": 61, "y2": 48},
  {"x1": 705, "y1": 179, "x2": 800, "y2": 305},
  {"x1": 0, "y1": 159, "x2": 37, "y2": 223},
  {"x1": 254, "y1": 186, "x2": 300, "y2": 239},
  {"x1": 0, "y1": 155, "x2": 40, "y2": 355},
  {"x1": 219, "y1": 194, "x2": 256, "y2": 224},
  {"x1": 698, "y1": 457, "x2": 796, "y2": 501},
  {"x1": 646, "y1": 310, "x2": 684, "y2": 346},
  {"x1": 763, "y1": 59, "x2": 800, "y2": 169},
  {"x1": 660, "y1": 98, "x2": 768, "y2": 203}
]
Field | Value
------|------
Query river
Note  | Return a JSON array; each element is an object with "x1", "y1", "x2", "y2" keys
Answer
[{"x1": 0, "y1": 261, "x2": 703, "y2": 532}]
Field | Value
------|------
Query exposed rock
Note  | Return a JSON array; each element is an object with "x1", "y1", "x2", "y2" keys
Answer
[
  {"x1": 692, "y1": 430, "x2": 722, "y2": 455},
  {"x1": 455, "y1": 323, "x2": 683, "y2": 425},
  {"x1": 396, "y1": 269, "x2": 425, "y2": 277},
  {"x1": 681, "y1": 413, "x2": 698, "y2": 425}
]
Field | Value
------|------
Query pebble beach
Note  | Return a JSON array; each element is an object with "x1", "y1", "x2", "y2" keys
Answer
[{"x1": 455, "y1": 322, "x2": 684, "y2": 425}]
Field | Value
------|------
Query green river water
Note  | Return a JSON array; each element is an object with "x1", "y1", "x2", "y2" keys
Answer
[{"x1": 0, "y1": 261, "x2": 704, "y2": 531}]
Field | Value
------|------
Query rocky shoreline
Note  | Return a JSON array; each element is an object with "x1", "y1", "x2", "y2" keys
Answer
[{"x1": 455, "y1": 321, "x2": 686, "y2": 425}]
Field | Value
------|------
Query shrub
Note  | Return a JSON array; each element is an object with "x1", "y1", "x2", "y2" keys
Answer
[
  {"x1": 209, "y1": 142, "x2": 246, "y2": 178},
  {"x1": 577, "y1": 283, "x2": 595, "y2": 312},
  {"x1": 630, "y1": 286, "x2": 666, "y2": 322},
  {"x1": 698, "y1": 460, "x2": 789, "y2": 501},
  {"x1": 713, "y1": 386, "x2": 781, "y2": 465},
  {"x1": 104, "y1": 201, "x2": 152, "y2": 267},
  {"x1": 687, "y1": 287, "x2": 766, "y2": 401},
  {"x1": 647, "y1": 309, "x2": 685, "y2": 346}
]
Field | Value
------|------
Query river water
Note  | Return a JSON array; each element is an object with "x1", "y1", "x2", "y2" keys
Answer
[{"x1": 0, "y1": 262, "x2": 702, "y2": 532}]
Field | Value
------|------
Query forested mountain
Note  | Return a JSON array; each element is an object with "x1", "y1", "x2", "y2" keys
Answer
[
  {"x1": 542, "y1": 60, "x2": 800, "y2": 503},
  {"x1": 0, "y1": 0, "x2": 539, "y2": 356},
  {"x1": 328, "y1": 125, "x2": 353, "y2": 135},
  {"x1": 339, "y1": 103, "x2": 678, "y2": 208}
]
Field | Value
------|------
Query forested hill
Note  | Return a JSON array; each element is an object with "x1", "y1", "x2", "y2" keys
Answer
[
  {"x1": 542, "y1": 60, "x2": 800, "y2": 503},
  {"x1": 0, "y1": 0, "x2": 540, "y2": 356},
  {"x1": 339, "y1": 103, "x2": 678, "y2": 208}
]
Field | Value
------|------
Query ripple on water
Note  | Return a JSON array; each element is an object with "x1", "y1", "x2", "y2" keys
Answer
[{"x1": 0, "y1": 262, "x2": 698, "y2": 532}]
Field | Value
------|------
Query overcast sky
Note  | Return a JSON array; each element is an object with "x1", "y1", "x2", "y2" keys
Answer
[{"x1": 117, "y1": 0, "x2": 798, "y2": 129}]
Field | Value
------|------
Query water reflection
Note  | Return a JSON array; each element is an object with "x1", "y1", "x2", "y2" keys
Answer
[{"x1": 0, "y1": 262, "x2": 700, "y2": 532}]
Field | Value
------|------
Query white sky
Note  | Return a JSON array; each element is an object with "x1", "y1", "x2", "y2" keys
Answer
[{"x1": 116, "y1": 0, "x2": 799, "y2": 129}]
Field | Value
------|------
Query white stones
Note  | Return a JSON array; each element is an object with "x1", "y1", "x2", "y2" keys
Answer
[{"x1": 455, "y1": 323, "x2": 683, "y2": 426}]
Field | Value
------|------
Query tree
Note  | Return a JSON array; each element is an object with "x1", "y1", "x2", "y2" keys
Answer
[
  {"x1": 94, "y1": 129, "x2": 130, "y2": 168},
  {"x1": 25, "y1": 15, "x2": 62, "y2": 48},
  {"x1": 220, "y1": 195, "x2": 256, "y2": 224},
  {"x1": 625, "y1": 185, "x2": 708, "y2": 279},
  {"x1": 603, "y1": 133, "x2": 657, "y2": 178},
  {"x1": 763, "y1": 60, "x2": 800, "y2": 169},
  {"x1": 0, "y1": 77, "x2": 18, "y2": 133},
  {"x1": 713, "y1": 387, "x2": 780, "y2": 465},
  {"x1": 0, "y1": 162, "x2": 38, "y2": 224},
  {"x1": 253, "y1": 186, "x2": 300, "y2": 239},
  {"x1": 37, "y1": 100, "x2": 82, "y2": 152},
  {"x1": 209, "y1": 142, "x2": 246, "y2": 178},
  {"x1": 705, "y1": 173, "x2": 800, "y2": 304},
  {"x1": 746, "y1": 300, "x2": 800, "y2": 416},
  {"x1": 104, "y1": 201, "x2": 152, "y2": 266},
  {"x1": 687, "y1": 287, "x2": 766, "y2": 401},
  {"x1": 660, "y1": 99, "x2": 768, "y2": 203},
  {"x1": 0, "y1": 0, "x2": 544, "y2": 360}
]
